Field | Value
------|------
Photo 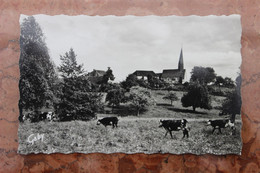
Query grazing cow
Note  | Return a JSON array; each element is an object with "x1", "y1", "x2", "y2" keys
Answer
[
  {"x1": 159, "y1": 119, "x2": 188, "y2": 139},
  {"x1": 38, "y1": 112, "x2": 54, "y2": 121},
  {"x1": 97, "y1": 117, "x2": 119, "y2": 128},
  {"x1": 46, "y1": 112, "x2": 54, "y2": 121},
  {"x1": 39, "y1": 112, "x2": 48, "y2": 121},
  {"x1": 207, "y1": 119, "x2": 233, "y2": 134}
]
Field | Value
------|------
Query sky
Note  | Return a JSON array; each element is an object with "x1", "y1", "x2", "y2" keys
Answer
[{"x1": 20, "y1": 15, "x2": 242, "y2": 82}]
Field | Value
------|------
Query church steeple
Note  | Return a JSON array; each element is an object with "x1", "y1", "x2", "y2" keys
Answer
[{"x1": 178, "y1": 48, "x2": 184, "y2": 71}]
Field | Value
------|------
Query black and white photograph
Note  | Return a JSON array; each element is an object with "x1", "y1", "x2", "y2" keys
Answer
[{"x1": 18, "y1": 15, "x2": 242, "y2": 155}]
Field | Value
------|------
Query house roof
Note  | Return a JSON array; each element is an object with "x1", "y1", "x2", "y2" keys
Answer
[
  {"x1": 87, "y1": 69, "x2": 106, "y2": 77},
  {"x1": 133, "y1": 70, "x2": 156, "y2": 76},
  {"x1": 161, "y1": 69, "x2": 185, "y2": 79}
]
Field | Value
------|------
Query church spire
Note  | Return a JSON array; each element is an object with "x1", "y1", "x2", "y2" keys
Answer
[{"x1": 178, "y1": 48, "x2": 184, "y2": 71}]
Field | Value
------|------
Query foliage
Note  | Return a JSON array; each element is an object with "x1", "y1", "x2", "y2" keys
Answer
[
  {"x1": 19, "y1": 16, "x2": 57, "y2": 122},
  {"x1": 106, "y1": 84, "x2": 126, "y2": 112},
  {"x1": 215, "y1": 76, "x2": 225, "y2": 87},
  {"x1": 223, "y1": 77, "x2": 235, "y2": 88},
  {"x1": 121, "y1": 74, "x2": 139, "y2": 91},
  {"x1": 190, "y1": 66, "x2": 216, "y2": 85},
  {"x1": 57, "y1": 48, "x2": 103, "y2": 121},
  {"x1": 101, "y1": 67, "x2": 115, "y2": 84},
  {"x1": 181, "y1": 82, "x2": 212, "y2": 111},
  {"x1": 221, "y1": 74, "x2": 242, "y2": 122},
  {"x1": 163, "y1": 91, "x2": 178, "y2": 105},
  {"x1": 126, "y1": 86, "x2": 155, "y2": 116}
]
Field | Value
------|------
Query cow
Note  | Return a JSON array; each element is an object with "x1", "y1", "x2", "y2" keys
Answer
[
  {"x1": 207, "y1": 119, "x2": 233, "y2": 134},
  {"x1": 38, "y1": 112, "x2": 54, "y2": 121},
  {"x1": 97, "y1": 117, "x2": 119, "y2": 128},
  {"x1": 159, "y1": 119, "x2": 188, "y2": 139},
  {"x1": 46, "y1": 112, "x2": 54, "y2": 121}
]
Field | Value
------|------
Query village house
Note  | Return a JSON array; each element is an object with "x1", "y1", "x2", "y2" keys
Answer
[
  {"x1": 132, "y1": 49, "x2": 186, "y2": 84},
  {"x1": 86, "y1": 69, "x2": 106, "y2": 84}
]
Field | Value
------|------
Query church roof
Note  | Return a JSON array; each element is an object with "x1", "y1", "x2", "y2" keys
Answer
[
  {"x1": 161, "y1": 69, "x2": 185, "y2": 79},
  {"x1": 87, "y1": 69, "x2": 106, "y2": 77}
]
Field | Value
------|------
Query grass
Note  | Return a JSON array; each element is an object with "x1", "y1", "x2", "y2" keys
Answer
[
  {"x1": 18, "y1": 118, "x2": 242, "y2": 154},
  {"x1": 18, "y1": 90, "x2": 242, "y2": 154}
]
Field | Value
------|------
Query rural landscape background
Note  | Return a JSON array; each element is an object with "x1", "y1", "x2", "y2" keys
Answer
[{"x1": 18, "y1": 15, "x2": 242, "y2": 154}]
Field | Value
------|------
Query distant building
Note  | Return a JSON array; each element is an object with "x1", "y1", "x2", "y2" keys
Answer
[
  {"x1": 87, "y1": 69, "x2": 106, "y2": 84},
  {"x1": 160, "y1": 49, "x2": 185, "y2": 84},
  {"x1": 132, "y1": 49, "x2": 186, "y2": 84},
  {"x1": 133, "y1": 70, "x2": 156, "y2": 80}
]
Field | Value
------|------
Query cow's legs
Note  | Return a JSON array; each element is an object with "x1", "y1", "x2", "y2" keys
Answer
[
  {"x1": 218, "y1": 128, "x2": 222, "y2": 134},
  {"x1": 212, "y1": 128, "x2": 216, "y2": 134},
  {"x1": 164, "y1": 131, "x2": 168, "y2": 138},
  {"x1": 182, "y1": 130, "x2": 185, "y2": 139},
  {"x1": 182, "y1": 129, "x2": 189, "y2": 138},
  {"x1": 169, "y1": 131, "x2": 173, "y2": 139}
]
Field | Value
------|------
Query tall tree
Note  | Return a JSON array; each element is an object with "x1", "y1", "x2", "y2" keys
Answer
[
  {"x1": 181, "y1": 82, "x2": 212, "y2": 112},
  {"x1": 106, "y1": 84, "x2": 125, "y2": 113},
  {"x1": 19, "y1": 16, "x2": 57, "y2": 122},
  {"x1": 57, "y1": 48, "x2": 103, "y2": 121},
  {"x1": 190, "y1": 66, "x2": 216, "y2": 85},
  {"x1": 221, "y1": 74, "x2": 242, "y2": 122},
  {"x1": 101, "y1": 67, "x2": 115, "y2": 84}
]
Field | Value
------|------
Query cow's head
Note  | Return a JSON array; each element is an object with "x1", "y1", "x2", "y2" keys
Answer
[
  {"x1": 46, "y1": 112, "x2": 53, "y2": 121},
  {"x1": 97, "y1": 120, "x2": 101, "y2": 125},
  {"x1": 225, "y1": 120, "x2": 235, "y2": 128},
  {"x1": 159, "y1": 119, "x2": 165, "y2": 128},
  {"x1": 181, "y1": 119, "x2": 188, "y2": 127},
  {"x1": 207, "y1": 120, "x2": 212, "y2": 125}
]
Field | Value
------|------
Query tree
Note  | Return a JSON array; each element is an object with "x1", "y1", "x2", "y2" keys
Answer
[
  {"x1": 215, "y1": 76, "x2": 225, "y2": 88},
  {"x1": 106, "y1": 85, "x2": 125, "y2": 113},
  {"x1": 163, "y1": 92, "x2": 178, "y2": 105},
  {"x1": 99, "y1": 67, "x2": 115, "y2": 92},
  {"x1": 223, "y1": 77, "x2": 235, "y2": 88},
  {"x1": 19, "y1": 16, "x2": 57, "y2": 122},
  {"x1": 101, "y1": 67, "x2": 115, "y2": 84},
  {"x1": 181, "y1": 82, "x2": 212, "y2": 111},
  {"x1": 221, "y1": 74, "x2": 241, "y2": 122},
  {"x1": 126, "y1": 86, "x2": 154, "y2": 116},
  {"x1": 121, "y1": 74, "x2": 139, "y2": 91},
  {"x1": 57, "y1": 48, "x2": 103, "y2": 121},
  {"x1": 190, "y1": 66, "x2": 216, "y2": 85}
]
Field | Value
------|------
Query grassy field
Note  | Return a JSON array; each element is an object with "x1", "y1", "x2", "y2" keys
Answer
[
  {"x1": 18, "y1": 90, "x2": 242, "y2": 154},
  {"x1": 18, "y1": 118, "x2": 242, "y2": 155}
]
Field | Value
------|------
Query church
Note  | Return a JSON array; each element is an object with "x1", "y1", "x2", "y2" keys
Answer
[{"x1": 133, "y1": 49, "x2": 186, "y2": 84}]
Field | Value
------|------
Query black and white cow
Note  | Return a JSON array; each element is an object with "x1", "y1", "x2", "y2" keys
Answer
[
  {"x1": 39, "y1": 112, "x2": 55, "y2": 121},
  {"x1": 97, "y1": 117, "x2": 119, "y2": 128},
  {"x1": 159, "y1": 119, "x2": 189, "y2": 139},
  {"x1": 207, "y1": 119, "x2": 234, "y2": 134}
]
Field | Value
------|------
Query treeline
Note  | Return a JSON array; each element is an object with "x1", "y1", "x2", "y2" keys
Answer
[
  {"x1": 18, "y1": 17, "x2": 154, "y2": 122},
  {"x1": 19, "y1": 16, "x2": 241, "y2": 123},
  {"x1": 19, "y1": 17, "x2": 105, "y2": 122}
]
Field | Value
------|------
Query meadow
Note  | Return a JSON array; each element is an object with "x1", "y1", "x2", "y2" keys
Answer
[
  {"x1": 18, "y1": 90, "x2": 242, "y2": 155},
  {"x1": 18, "y1": 118, "x2": 242, "y2": 155}
]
